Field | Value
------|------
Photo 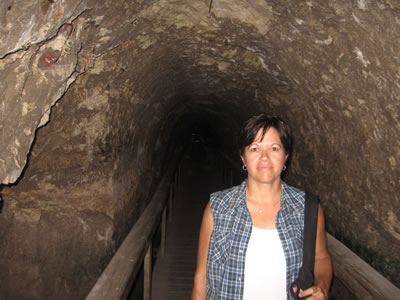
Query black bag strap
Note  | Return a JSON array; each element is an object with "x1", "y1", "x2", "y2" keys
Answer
[
  {"x1": 290, "y1": 192, "x2": 320, "y2": 299},
  {"x1": 303, "y1": 192, "x2": 319, "y2": 273}
]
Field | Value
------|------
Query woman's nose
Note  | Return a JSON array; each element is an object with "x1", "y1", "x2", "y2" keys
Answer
[{"x1": 260, "y1": 149, "x2": 269, "y2": 160}]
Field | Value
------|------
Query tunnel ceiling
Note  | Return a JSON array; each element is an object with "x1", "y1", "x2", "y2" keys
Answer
[
  {"x1": 0, "y1": 0, "x2": 400, "y2": 296},
  {"x1": 2, "y1": 0, "x2": 399, "y2": 185}
]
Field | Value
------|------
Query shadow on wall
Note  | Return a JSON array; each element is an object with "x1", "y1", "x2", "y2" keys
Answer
[{"x1": 0, "y1": 188, "x2": 3, "y2": 213}]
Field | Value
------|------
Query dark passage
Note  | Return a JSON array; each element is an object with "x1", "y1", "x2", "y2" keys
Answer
[{"x1": 151, "y1": 137, "x2": 232, "y2": 299}]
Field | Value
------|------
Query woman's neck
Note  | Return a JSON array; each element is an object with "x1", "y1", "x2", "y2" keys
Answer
[{"x1": 246, "y1": 179, "x2": 282, "y2": 205}]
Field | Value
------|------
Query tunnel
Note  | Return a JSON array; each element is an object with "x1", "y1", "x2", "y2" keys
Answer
[{"x1": 0, "y1": 0, "x2": 399, "y2": 299}]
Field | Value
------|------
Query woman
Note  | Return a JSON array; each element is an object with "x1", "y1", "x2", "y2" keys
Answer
[{"x1": 191, "y1": 114, "x2": 332, "y2": 300}]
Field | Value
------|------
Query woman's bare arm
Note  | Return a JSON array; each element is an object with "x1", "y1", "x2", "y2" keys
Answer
[
  {"x1": 191, "y1": 202, "x2": 214, "y2": 300},
  {"x1": 299, "y1": 205, "x2": 332, "y2": 300}
]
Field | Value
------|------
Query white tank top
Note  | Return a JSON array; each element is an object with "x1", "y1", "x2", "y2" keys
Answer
[{"x1": 243, "y1": 226, "x2": 287, "y2": 300}]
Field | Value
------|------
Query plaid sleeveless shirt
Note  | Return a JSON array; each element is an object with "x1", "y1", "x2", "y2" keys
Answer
[{"x1": 206, "y1": 179, "x2": 305, "y2": 300}]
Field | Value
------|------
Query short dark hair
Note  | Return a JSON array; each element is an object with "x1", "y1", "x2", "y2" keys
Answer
[{"x1": 238, "y1": 113, "x2": 292, "y2": 157}]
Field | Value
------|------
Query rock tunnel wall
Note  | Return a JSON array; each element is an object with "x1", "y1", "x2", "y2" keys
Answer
[{"x1": 0, "y1": 0, "x2": 399, "y2": 298}]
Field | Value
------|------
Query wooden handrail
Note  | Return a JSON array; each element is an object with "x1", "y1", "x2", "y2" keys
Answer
[
  {"x1": 86, "y1": 156, "x2": 180, "y2": 300},
  {"x1": 327, "y1": 234, "x2": 400, "y2": 299}
]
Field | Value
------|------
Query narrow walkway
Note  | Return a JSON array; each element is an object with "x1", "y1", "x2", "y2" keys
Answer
[{"x1": 151, "y1": 148, "x2": 226, "y2": 300}]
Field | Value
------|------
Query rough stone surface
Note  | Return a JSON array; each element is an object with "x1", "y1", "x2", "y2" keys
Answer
[{"x1": 0, "y1": 0, "x2": 399, "y2": 298}]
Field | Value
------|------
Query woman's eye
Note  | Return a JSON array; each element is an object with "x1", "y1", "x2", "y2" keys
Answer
[
  {"x1": 271, "y1": 146, "x2": 280, "y2": 152},
  {"x1": 249, "y1": 147, "x2": 258, "y2": 152}
]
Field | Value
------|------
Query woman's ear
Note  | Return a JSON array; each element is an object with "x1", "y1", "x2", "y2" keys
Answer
[{"x1": 240, "y1": 155, "x2": 247, "y2": 168}]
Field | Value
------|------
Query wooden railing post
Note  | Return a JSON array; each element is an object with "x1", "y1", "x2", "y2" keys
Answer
[
  {"x1": 161, "y1": 207, "x2": 167, "y2": 257},
  {"x1": 174, "y1": 168, "x2": 179, "y2": 196},
  {"x1": 144, "y1": 242, "x2": 152, "y2": 300},
  {"x1": 168, "y1": 184, "x2": 174, "y2": 223},
  {"x1": 222, "y1": 158, "x2": 226, "y2": 185},
  {"x1": 176, "y1": 163, "x2": 180, "y2": 187}
]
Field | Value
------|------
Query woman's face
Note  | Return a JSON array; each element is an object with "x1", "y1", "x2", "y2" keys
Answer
[{"x1": 241, "y1": 127, "x2": 288, "y2": 186}]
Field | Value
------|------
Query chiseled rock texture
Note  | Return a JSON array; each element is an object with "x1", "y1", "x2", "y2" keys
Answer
[{"x1": 0, "y1": 0, "x2": 399, "y2": 298}]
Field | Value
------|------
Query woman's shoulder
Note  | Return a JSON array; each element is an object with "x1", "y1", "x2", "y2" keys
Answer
[
  {"x1": 282, "y1": 181, "x2": 304, "y2": 195},
  {"x1": 209, "y1": 180, "x2": 247, "y2": 213},
  {"x1": 282, "y1": 181, "x2": 306, "y2": 207},
  {"x1": 210, "y1": 185, "x2": 239, "y2": 199}
]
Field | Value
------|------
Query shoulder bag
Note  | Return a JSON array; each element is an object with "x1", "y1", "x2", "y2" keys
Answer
[{"x1": 290, "y1": 192, "x2": 320, "y2": 299}]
